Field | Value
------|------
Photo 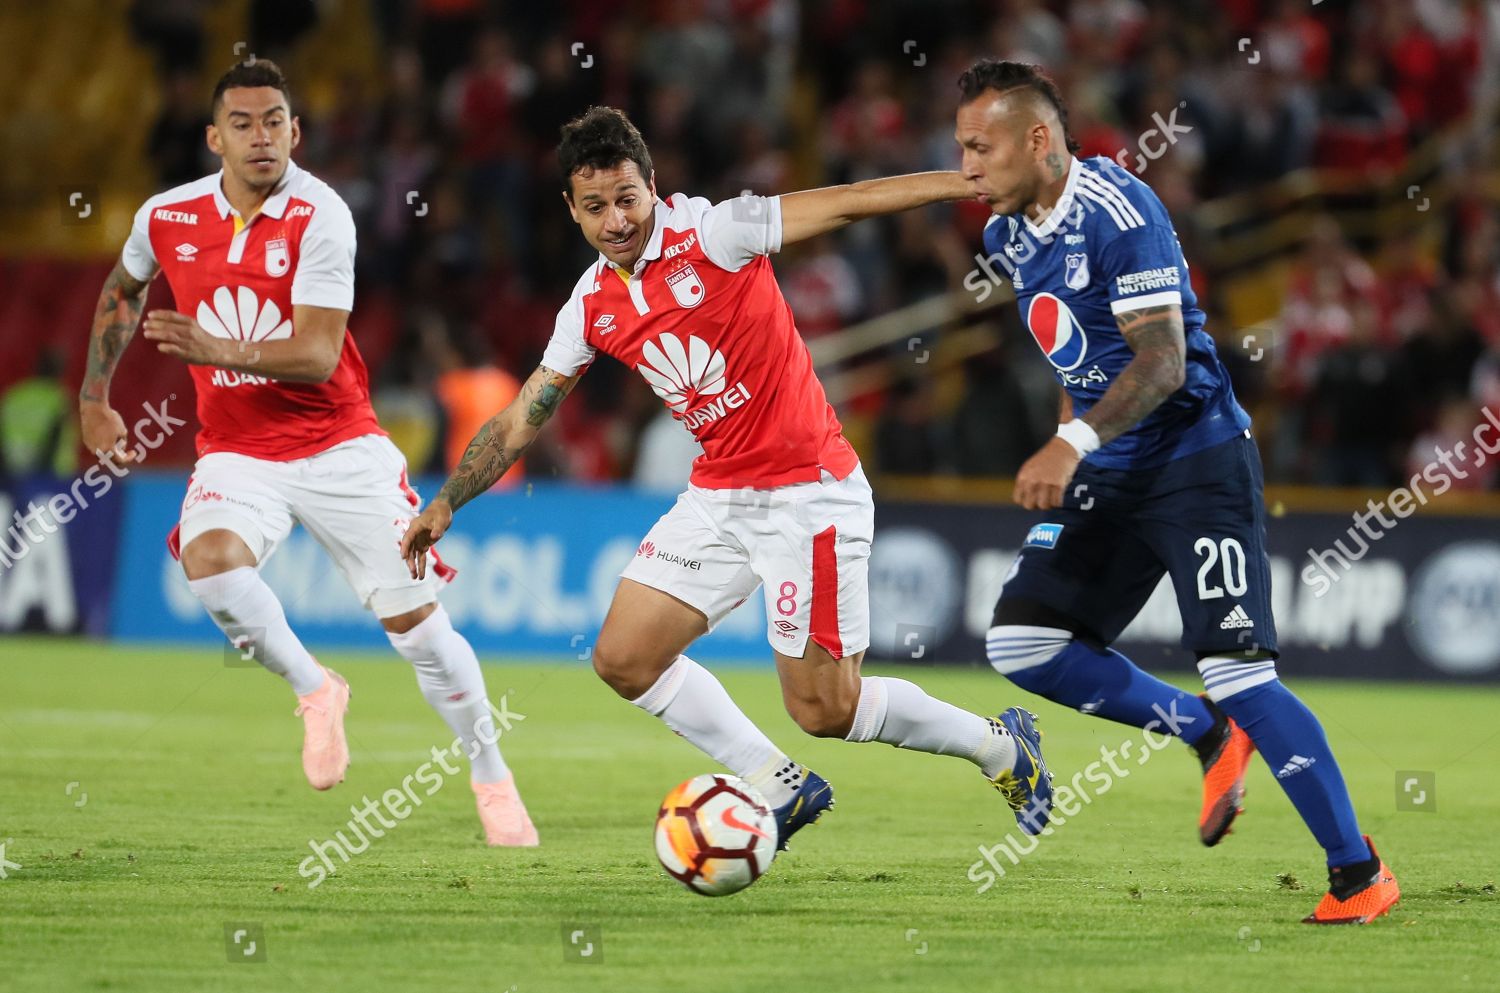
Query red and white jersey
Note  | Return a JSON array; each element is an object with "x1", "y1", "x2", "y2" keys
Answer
[
  {"x1": 542, "y1": 193, "x2": 858, "y2": 489},
  {"x1": 121, "y1": 160, "x2": 383, "y2": 461}
]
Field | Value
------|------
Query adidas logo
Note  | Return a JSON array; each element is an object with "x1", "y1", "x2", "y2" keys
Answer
[
  {"x1": 1219, "y1": 605, "x2": 1254, "y2": 630},
  {"x1": 195, "y1": 285, "x2": 292, "y2": 341},
  {"x1": 1275, "y1": 754, "x2": 1315, "y2": 779},
  {"x1": 635, "y1": 332, "x2": 727, "y2": 413}
]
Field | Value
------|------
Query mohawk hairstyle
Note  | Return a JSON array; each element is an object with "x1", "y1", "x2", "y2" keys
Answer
[
  {"x1": 557, "y1": 106, "x2": 654, "y2": 196},
  {"x1": 957, "y1": 59, "x2": 1081, "y2": 154}
]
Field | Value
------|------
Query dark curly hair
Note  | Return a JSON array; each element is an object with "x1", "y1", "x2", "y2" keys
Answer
[
  {"x1": 957, "y1": 59, "x2": 1080, "y2": 154},
  {"x1": 557, "y1": 106, "x2": 654, "y2": 197},
  {"x1": 211, "y1": 58, "x2": 292, "y2": 117}
]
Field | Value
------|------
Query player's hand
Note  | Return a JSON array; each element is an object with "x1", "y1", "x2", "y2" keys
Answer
[
  {"x1": 400, "y1": 499, "x2": 454, "y2": 579},
  {"x1": 142, "y1": 310, "x2": 228, "y2": 366},
  {"x1": 1014, "y1": 436, "x2": 1081, "y2": 511},
  {"x1": 79, "y1": 399, "x2": 139, "y2": 465}
]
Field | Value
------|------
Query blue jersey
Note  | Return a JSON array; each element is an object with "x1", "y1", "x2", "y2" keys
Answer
[{"x1": 981, "y1": 156, "x2": 1250, "y2": 469}]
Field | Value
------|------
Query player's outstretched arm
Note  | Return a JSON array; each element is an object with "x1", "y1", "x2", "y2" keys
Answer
[
  {"x1": 79, "y1": 260, "x2": 153, "y2": 463},
  {"x1": 400, "y1": 364, "x2": 580, "y2": 578},
  {"x1": 778, "y1": 171, "x2": 971, "y2": 246},
  {"x1": 141, "y1": 304, "x2": 347, "y2": 383}
]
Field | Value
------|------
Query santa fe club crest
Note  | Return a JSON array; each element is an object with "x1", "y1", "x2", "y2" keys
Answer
[
  {"x1": 666, "y1": 264, "x2": 706, "y2": 309},
  {"x1": 265, "y1": 238, "x2": 290, "y2": 277}
]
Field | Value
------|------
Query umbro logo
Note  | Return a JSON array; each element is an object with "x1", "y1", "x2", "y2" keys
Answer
[
  {"x1": 774, "y1": 619, "x2": 798, "y2": 633},
  {"x1": 175, "y1": 243, "x2": 198, "y2": 261},
  {"x1": 1275, "y1": 755, "x2": 1315, "y2": 780},
  {"x1": 1219, "y1": 605, "x2": 1254, "y2": 630},
  {"x1": 594, "y1": 313, "x2": 617, "y2": 335}
]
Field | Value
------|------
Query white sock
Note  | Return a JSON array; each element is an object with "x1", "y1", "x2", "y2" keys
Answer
[
  {"x1": 845, "y1": 676, "x2": 1017, "y2": 778},
  {"x1": 387, "y1": 604, "x2": 509, "y2": 784},
  {"x1": 632, "y1": 656, "x2": 800, "y2": 807},
  {"x1": 188, "y1": 566, "x2": 325, "y2": 696}
]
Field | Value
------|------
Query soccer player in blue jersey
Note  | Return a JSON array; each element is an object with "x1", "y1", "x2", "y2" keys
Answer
[{"x1": 954, "y1": 60, "x2": 1399, "y2": 924}]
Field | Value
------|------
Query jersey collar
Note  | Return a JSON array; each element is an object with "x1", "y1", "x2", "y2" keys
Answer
[
  {"x1": 211, "y1": 159, "x2": 301, "y2": 221},
  {"x1": 601, "y1": 196, "x2": 669, "y2": 277},
  {"x1": 1023, "y1": 156, "x2": 1081, "y2": 240}
]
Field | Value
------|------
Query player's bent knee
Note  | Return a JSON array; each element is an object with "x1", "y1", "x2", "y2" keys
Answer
[
  {"x1": 591, "y1": 638, "x2": 674, "y2": 700},
  {"x1": 379, "y1": 602, "x2": 436, "y2": 635},
  {"x1": 1196, "y1": 655, "x2": 1279, "y2": 703},
  {"x1": 181, "y1": 529, "x2": 257, "y2": 581},
  {"x1": 788, "y1": 699, "x2": 856, "y2": 739},
  {"x1": 985, "y1": 624, "x2": 1072, "y2": 679}
]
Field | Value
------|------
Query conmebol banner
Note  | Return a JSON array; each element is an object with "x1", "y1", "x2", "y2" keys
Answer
[{"x1": 102, "y1": 476, "x2": 1500, "y2": 680}]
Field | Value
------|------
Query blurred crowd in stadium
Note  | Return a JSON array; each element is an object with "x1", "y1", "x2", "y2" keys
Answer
[{"x1": 3, "y1": 0, "x2": 1498, "y2": 493}]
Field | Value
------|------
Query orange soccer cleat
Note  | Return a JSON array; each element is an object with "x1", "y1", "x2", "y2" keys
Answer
[
  {"x1": 1195, "y1": 697, "x2": 1255, "y2": 846},
  {"x1": 1303, "y1": 836, "x2": 1400, "y2": 924},
  {"x1": 295, "y1": 665, "x2": 351, "y2": 790}
]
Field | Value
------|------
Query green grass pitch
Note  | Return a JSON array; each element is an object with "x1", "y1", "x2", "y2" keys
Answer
[{"x1": 1, "y1": 637, "x2": 1497, "y2": 992}]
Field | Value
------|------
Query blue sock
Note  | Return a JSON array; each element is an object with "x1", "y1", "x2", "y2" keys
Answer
[
  {"x1": 1211, "y1": 677, "x2": 1371, "y2": 867},
  {"x1": 999, "y1": 639, "x2": 1215, "y2": 745}
]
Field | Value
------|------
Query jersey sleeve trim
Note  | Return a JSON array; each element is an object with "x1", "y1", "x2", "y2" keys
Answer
[
  {"x1": 1110, "y1": 290, "x2": 1182, "y2": 314},
  {"x1": 539, "y1": 265, "x2": 598, "y2": 377},
  {"x1": 697, "y1": 194, "x2": 782, "y2": 271},
  {"x1": 289, "y1": 193, "x2": 357, "y2": 311},
  {"x1": 120, "y1": 199, "x2": 161, "y2": 281}
]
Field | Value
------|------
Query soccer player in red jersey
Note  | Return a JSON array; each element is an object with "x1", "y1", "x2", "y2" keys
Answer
[
  {"x1": 401, "y1": 107, "x2": 1055, "y2": 849},
  {"x1": 78, "y1": 61, "x2": 537, "y2": 846}
]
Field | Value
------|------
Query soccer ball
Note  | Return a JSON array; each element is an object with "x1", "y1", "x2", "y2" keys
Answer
[{"x1": 654, "y1": 774, "x2": 777, "y2": 896}]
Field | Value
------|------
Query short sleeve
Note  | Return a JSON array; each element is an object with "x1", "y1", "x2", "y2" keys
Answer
[
  {"x1": 291, "y1": 198, "x2": 356, "y2": 310},
  {"x1": 697, "y1": 194, "x2": 782, "y2": 271},
  {"x1": 1095, "y1": 203, "x2": 1185, "y2": 315},
  {"x1": 120, "y1": 200, "x2": 159, "y2": 282},
  {"x1": 539, "y1": 271, "x2": 596, "y2": 376}
]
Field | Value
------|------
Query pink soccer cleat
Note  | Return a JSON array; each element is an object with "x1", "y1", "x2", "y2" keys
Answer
[
  {"x1": 294, "y1": 666, "x2": 350, "y2": 790},
  {"x1": 473, "y1": 777, "x2": 540, "y2": 847}
]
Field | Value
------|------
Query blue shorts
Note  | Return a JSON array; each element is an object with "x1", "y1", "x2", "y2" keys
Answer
[{"x1": 995, "y1": 433, "x2": 1278, "y2": 659}]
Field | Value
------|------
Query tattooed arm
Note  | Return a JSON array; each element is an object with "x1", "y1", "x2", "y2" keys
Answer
[
  {"x1": 1013, "y1": 305, "x2": 1186, "y2": 510},
  {"x1": 1075, "y1": 304, "x2": 1186, "y2": 445},
  {"x1": 79, "y1": 259, "x2": 154, "y2": 461},
  {"x1": 400, "y1": 364, "x2": 581, "y2": 578}
]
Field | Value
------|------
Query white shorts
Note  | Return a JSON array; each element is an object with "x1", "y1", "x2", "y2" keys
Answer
[
  {"x1": 620, "y1": 465, "x2": 873, "y2": 659},
  {"x1": 175, "y1": 434, "x2": 446, "y2": 617}
]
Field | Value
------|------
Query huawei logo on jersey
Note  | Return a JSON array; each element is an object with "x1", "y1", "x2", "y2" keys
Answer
[
  {"x1": 635, "y1": 332, "x2": 753, "y2": 430},
  {"x1": 196, "y1": 286, "x2": 294, "y2": 342}
]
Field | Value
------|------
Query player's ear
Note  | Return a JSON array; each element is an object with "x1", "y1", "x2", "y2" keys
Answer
[
  {"x1": 647, "y1": 170, "x2": 657, "y2": 202},
  {"x1": 206, "y1": 123, "x2": 223, "y2": 157},
  {"x1": 290, "y1": 115, "x2": 301, "y2": 149},
  {"x1": 562, "y1": 189, "x2": 579, "y2": 223},
  {"x1": 1035, "y1": 121, "x2": 1058, "y2": 165}
]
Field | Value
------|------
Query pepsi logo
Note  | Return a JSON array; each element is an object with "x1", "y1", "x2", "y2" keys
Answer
[{"x1": 1026, "y1": 292, "x2": 1088, "y2": 371}]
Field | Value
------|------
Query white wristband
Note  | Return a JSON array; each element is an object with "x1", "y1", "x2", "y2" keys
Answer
[{"x1": 1056, "y1": 419, "x2": 1100, "y2": 456}]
